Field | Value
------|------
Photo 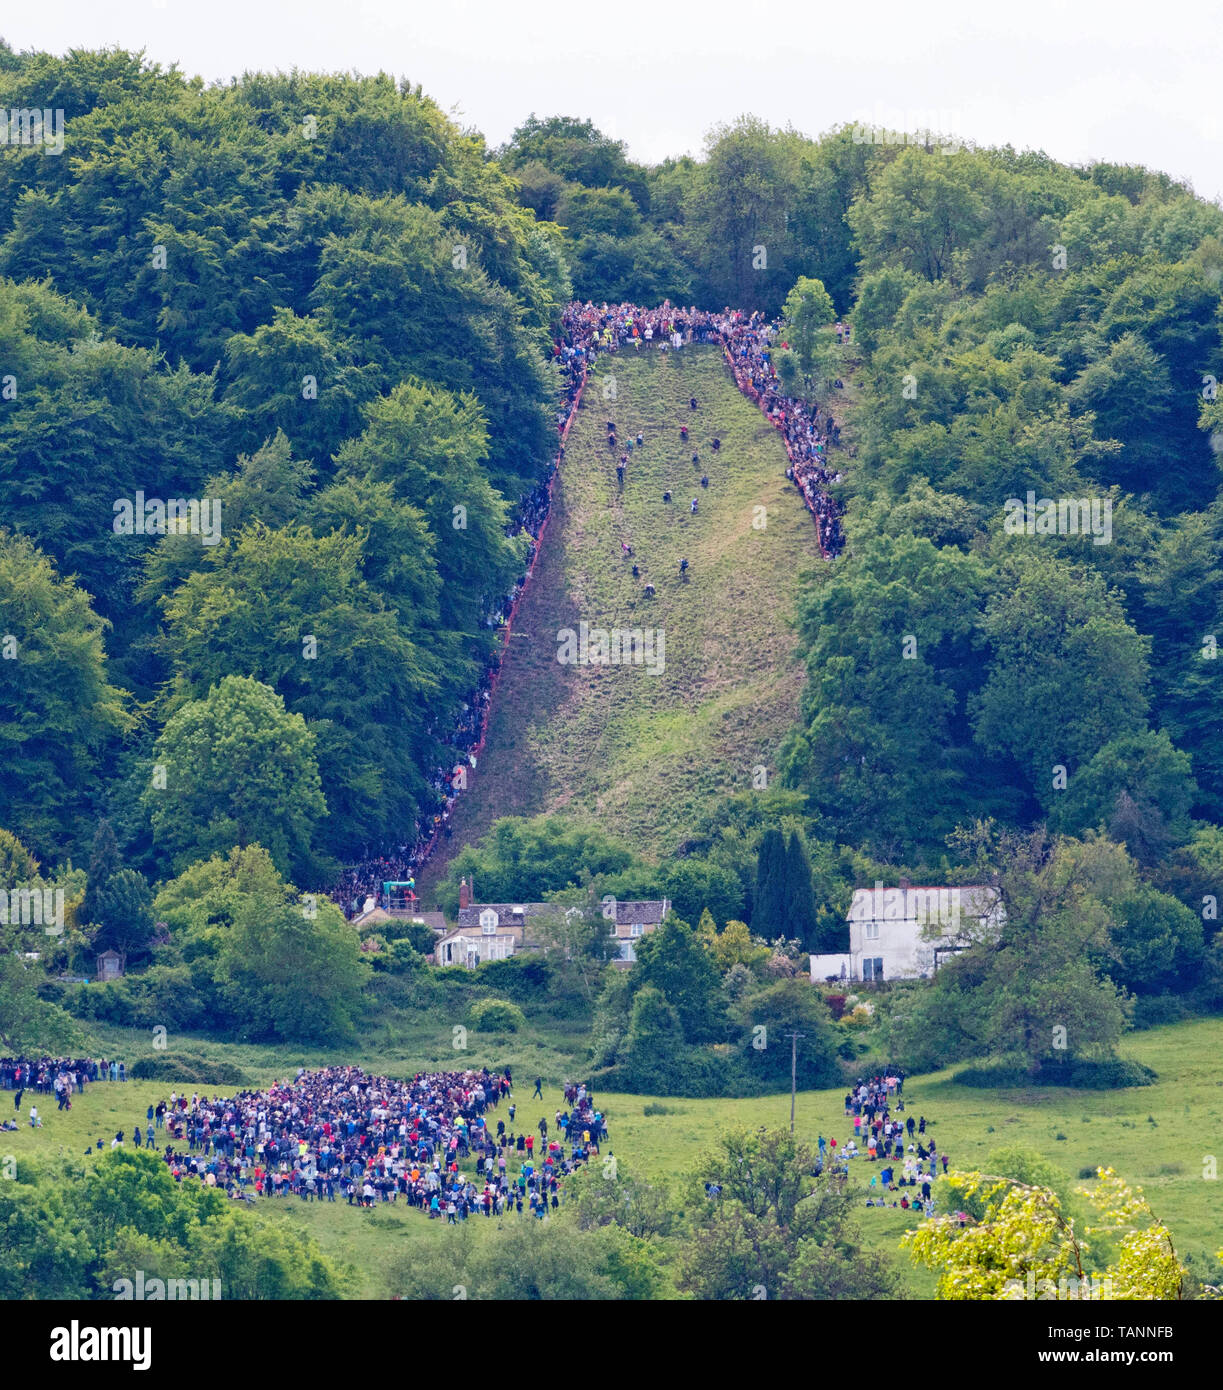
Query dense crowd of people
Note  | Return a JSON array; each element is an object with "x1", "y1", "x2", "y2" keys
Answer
[
  {"x1": 53, "y1": 1066, "x2": 609, "y2": 1221},
  {"x1": 12, "y1": 1055, "x2": 964, "y2": 1224},
  {"x1": 2, "y1": 1055, "x2": 127, "y2": 1130},
  {"x1": 329, "y1": 300, "x2": 847, "y2": 912}
]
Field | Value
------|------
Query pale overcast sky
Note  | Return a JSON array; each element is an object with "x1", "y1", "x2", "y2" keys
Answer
[{"x1": 6, "y1": 0, "x2": 1222, "y2": 202}]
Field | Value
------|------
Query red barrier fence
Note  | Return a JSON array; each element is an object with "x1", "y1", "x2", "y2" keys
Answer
[{"x1": 411, "y1": 366, "x2": 589, "y2": 876}]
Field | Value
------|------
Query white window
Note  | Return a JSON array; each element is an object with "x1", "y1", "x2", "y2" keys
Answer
[
  {"x1": 479, "y1": 909, "x2": 498, "y2": 935},
  {"x1": 864, "y1": 922, "x2": 880, "y2": 940},
  {"x1": 630, "y1": 923, "x2": 644, "y2": 938}
]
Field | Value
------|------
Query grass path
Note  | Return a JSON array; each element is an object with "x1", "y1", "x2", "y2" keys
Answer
[{"x1": 420, "y1": 346, "x2": 823, "y2": 899}]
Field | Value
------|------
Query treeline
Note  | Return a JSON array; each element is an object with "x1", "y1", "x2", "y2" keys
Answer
[
  {"x1": 498, "y1": 113, "x2": 871, "y2": 314},
  {"x1": 0, "y1": 46, "x2": 568, "y2": 880},
  {"x1": 1, "y1": 1148, "x2": 349, "y2": 1299},
  {"x1": 772, "y1": 135, "x2": 1223, "y2": 1057},
  {"x1": 4, "y1": 43, "x2": 1223, "y2": 1074}
]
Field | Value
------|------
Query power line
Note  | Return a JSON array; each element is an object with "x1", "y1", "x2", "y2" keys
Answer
[{"x1": 783, "y1": 1031, "x2": 805, "y2": 1133}]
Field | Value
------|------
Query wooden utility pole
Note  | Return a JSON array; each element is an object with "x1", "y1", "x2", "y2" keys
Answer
[{"x1": 785, "y1": 1031, "x2": 805, "y2": 1132}]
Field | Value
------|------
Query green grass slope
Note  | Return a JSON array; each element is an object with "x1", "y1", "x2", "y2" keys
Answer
[{"x1": 422, "y1": 346, "x2": 823, "y2": 895}]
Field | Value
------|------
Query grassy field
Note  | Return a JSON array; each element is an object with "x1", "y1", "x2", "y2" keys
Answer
[
  {"x1": 8, "y1": 1017, "x2": 1221, "y2": 1297},
  {"x1": 419, "y1": 345, "x2": 824, "y2": 898}
]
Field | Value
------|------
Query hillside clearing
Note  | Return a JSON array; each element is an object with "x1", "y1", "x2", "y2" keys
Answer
[{"x1": 421, "y1": 346, "x2": 824, "y2": 896}]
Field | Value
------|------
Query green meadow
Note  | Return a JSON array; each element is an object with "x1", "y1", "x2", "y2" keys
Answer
[{"x1": 8, "y1": 1018, "x2": 1220, "y2": 1297}]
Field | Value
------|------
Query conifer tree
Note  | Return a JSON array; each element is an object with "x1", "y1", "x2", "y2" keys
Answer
[{"x1": 753, "y1": 828, "x2": 789, "y2": 939}]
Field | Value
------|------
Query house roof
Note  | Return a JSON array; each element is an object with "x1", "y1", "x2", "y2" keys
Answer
[
  {"x1": 410, "y1": 911, "x2": 449, "y2": 934},
  {"x1": 351, "y1": 906, "x2": 448, "y2": 933},
  {"x1": 847, "y1": 885, "x2": 1001, "y2": 922},
  {"x1": 456, "y1": 902, "x2": 556, "y2": 930},
  {"x1": 436, "y1": 924, "x2": 517, "y2": 948},
  {"x1": 609, "y1": 899, "x2": 669, "y2": 926}
]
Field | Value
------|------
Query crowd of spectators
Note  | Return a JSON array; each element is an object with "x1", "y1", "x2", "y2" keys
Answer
[{"x1": 50, "y1": 1064, "x2": 609, "y2": 1222}]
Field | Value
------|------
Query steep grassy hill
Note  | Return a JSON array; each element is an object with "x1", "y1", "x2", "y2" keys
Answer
[{"x1": 421, "y1": 345, "x2": 825, "y2": 894}]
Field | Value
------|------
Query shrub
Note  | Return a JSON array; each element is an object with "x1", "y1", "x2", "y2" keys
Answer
[
  {"x1": 594, "y1": 1046, "x2": 733, "y2": 1098},
  {"x1": 61, "y1": 965, "x2": 213, "y2": 1032},
  {"x1": 377, "y1": 918, "x2": 437, "y2": 955},
  {"x1": 370, "y1": 938, "x2": 427, "y2": 974},
  {"x1": 467, "y1": 998, "x2": 527, "y2": 1033},
  {"x1": 1130, "y1": 993, "x2": 1192, "y2": 1030},
  {"x1": 953, "y1": 1059, "x2": 1156, "y2": 1089},
  {"x1": 840, "y1": 1004, "x2": 874, "y2": 1030},
  {"x1": 128, "y1": 1055, "x2": 250, "y2": 1086},
  {"x1": 473, "y1": 955, "x2": 553, "y2": 1000}
]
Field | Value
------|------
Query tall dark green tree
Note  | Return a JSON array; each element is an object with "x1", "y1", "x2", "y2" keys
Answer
[
  {"x1": 783, "y1": 832, "x2": 821, "y2": 951},
  {"x1": 92, "y1": 868, "x2": 155, "y2": 965},
  {"x1": 753, "y1": 828, "x2": 789, "y2": 939},
  {"x1": 80, "y1": 819, "x2": 120, "y2": 926},
  {"x1": 631, "y1": 916, "x2": 724, "y2": 1043}
]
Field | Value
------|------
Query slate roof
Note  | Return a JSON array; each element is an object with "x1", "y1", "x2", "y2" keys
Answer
[
  {"x1": 610, "y1": 899, "x2": 669, "y2": 926},
  {"x1": 456, "y1": 902, "x2": 555, "y2": 930}
]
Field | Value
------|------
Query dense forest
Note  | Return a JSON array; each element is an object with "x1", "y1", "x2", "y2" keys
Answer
[{"x1": 2, "y1": 44, "x2": 1223, "y2": 1077}]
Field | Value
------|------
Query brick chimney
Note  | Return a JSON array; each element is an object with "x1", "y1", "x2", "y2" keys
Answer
[
  {"x1": 898, "y1": 877, "x2": 911, "y2": 891},
  {"x1": 459, "y1": 878, "x2": 471, "y2": 910}
]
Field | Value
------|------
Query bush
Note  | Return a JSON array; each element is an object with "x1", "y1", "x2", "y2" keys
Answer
[
  {"x1": 954, "y1": 1058, "x2": 1156, "y2": 1089},
  {"x1": 643, "y1": 1102, "x2": 680, "y2": 1116},
  {"x1": 61, "y1": 966, "x2": 212, "y2": 1031},
  {"x1": 467, "y1": 998, "x2": 527, "y2": 1033},
  {"x1": 128, "y1": 1055, "x2": 250, "y2": 1086},
  {"x1": 1130, "y1": 993, "x2": 1192, "y2": 1030},
  {"x1": 377, "y1": 918, "x2": 437, "y2": 955},
  {"x1": 371, "y1": 938, "x2": 427, "y2": 974},
  {"x1": 593, "y1": 1046, "x2": 733, "y2": 1098},
  {"x1": 366, "y1": 970, "x2": 449, "y2": 1011},
  {"x1": 473, "y1": 955, "x2": 553, "y2": 1000}
]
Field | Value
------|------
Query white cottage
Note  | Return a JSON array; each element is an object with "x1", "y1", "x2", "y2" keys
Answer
[{"x1": 810, "y1": 881, "x2": 1002, "y2": 983}]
